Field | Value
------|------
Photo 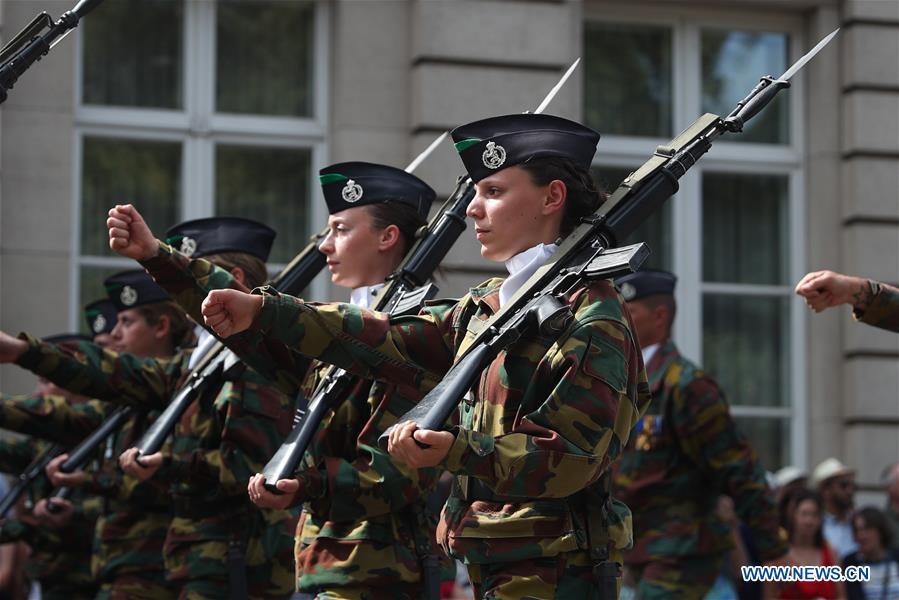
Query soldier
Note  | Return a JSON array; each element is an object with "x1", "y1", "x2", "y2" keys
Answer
[
  {"x1": 795, "y1": 270, "x2": 899, "y2": 332},
  {"x1": 610, "y1": 269, "x2": 787, "y2": 599},
  {"x1": 202, "y1": 113, "x2": 650, "y2": 598},
  {"x1": 0, "y1": 270, "x2": 191, "y2": 599},
  {"x1": 0, "y1": 334, "x2": 104, "y2": 600},
  {"x1": 98, "y1": 215, "x2": 297, "y2": 599},
  {"x1": 109, "y1": 163, "x2": 443, "y2": 599}
]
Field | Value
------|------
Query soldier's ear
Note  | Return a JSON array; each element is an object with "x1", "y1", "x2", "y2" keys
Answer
[
  {"x1": 153, "y1": 314, "x2": 172, "y2": 341},
  {"x1": 377, "y1": 224, "x2": 401, "y2": 252},
  {"x1": 229, "y1": 266, "x2": 247, "y2": 287}
]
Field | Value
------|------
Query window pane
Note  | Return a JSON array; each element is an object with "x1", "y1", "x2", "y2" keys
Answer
[
  {"x1": 214, "y1": 145, "x2": 311, "y2": 264},
  {"x1": 593, "y1": 165, "x2": 672, "y2": 271},
  {"x1": 703, "y1": 172, "x2": 788, "y2": 285},
  {"x1": 216, "y1": 0, "x2": 315, "y2": 116},
  {"x1": 703, "y1": 294, "x2": 790, "y2": 408},
  {"x1": 702, "y1": 29, "x2": 789, "y2": 144},
  {"x1": 82, "y1": 0, "x2": 184, "y2": 109},
  {"x1": 732, "y1": 416, "x2": 790, "y2": 472},
  {"x1": 81, "y1": 138, "x2": 181, "y2": 257},
  {"x1": 79, "y1": 265, "x2": 126, "y2": 334},
  {"x1": 584, "y1": 22, "x2": 672, "y2": 137}
]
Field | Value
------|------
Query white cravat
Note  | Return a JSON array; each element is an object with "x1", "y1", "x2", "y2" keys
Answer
[
  {"x1": 498, "y1": 243, "x2": 559, "y2": 308},
  {"x1": 188, "y1": 328, "x2": 218, "y2": 370},
  {"x1": 642, "y1": 343, "x2": 660, "y2": 366},
  {"x1": 349, "y1": 283, "x2": 386, "y2": 309}
]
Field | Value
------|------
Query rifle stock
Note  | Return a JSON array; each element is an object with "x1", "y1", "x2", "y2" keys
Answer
[{"x1": 59, "y1": 405, "x2": 135, "y2": 472}]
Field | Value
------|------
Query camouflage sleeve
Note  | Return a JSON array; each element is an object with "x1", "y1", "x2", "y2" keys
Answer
[
  {"x1": 0, "y1": 519, "x2": 36, "y2": 544},
  {"x1": 141, "y1": 241, "x2": 245, "y2": 330},
  {"x1": 0, "y1": 394, "x2": 108, "y2": 446},
  {"x1": 14, "y1": 334, "x2": 186, "y2": 411},
  {"x1": 297, "y1": 379, "x2": 440, "y2": 522},
  {"x1": 674, "y1": 377, "x2": 788, "y2": 560},
  {"x1": 143, "y1": 242, "x2": 312, "y2": 396},
  {"x1": 442, "y1": 318, "x2": 644, "y2": 499},
  {"x1": 0, "y1": 438, "x2": 39, "y2": 475},
  {"x1": 853, "y1": 281, "x2": 899, "y2": 332},
  {"x1": 254, "y1": 288, "x2": 458, "y2": 392}
]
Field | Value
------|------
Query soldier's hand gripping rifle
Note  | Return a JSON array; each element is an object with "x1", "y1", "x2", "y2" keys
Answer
[
  {"x1": 379, "y1": 28, "x2": 840, "y2": 444},
  {"x1": 0, "y1": 444, "x2": 63, "y2": 518},
  {"x1": 132, "y1": 230, "x2": 330, "y2": 461},
  {"x1": 260, "y1": 58, "x2": 584, "y2": 493},
  {"x1": 0, "y1": 0, "x2": 105, "y2": 104},
  {"x1": 42, "y1": 405, "x2": 135, "y2": 513}
]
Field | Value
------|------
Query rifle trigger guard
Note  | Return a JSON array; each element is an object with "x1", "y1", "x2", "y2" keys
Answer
[{"x1": 530, "y1": 295, "x2": 573, "y2": 337}]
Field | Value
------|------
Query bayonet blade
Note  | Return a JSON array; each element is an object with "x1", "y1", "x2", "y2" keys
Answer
[
  {"x1": 404, "y1": 130, "x2": 448, "y2": 173},
  {"x1": 534, "y1": 57, "x2": 580, "y2": 115},
  {"x1": 780, "y1": 28, "x2": 838, "y2": 81}
]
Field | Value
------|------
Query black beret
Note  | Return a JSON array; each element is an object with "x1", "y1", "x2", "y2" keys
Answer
[
  {"x1": 165, "y1": 217, "x2": 276, "y2": 262},
  {"x1": 104, "y1": 270, "x2": 171, "y2": 311},
  {"x1": 615, "y1": 269, "x2": 677, "y2": 301},
  {"x1": 83, "y1": 299, "x2": 118, "y2": 335},
  {"x1": 319, "y1": 161, "x2": 436, "y2": 219},
  {"x1": 451, "y1": 113, "x2": 600, "y2": 183}
]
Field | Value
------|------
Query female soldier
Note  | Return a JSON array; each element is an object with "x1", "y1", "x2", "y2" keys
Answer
[
  {"x1": 109, "y1": 163, "x2": 441, "y2": 599},
  {"x1": 202, "y1": 114, "x2": 650, "y2": 598}
]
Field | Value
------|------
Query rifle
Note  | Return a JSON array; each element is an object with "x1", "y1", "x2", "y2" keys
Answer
[
  {"x1": 134, "y1": 229, "x2": 329, "y2": 459},
  {"x1": 379, "y1": 28, "x2": 840, "y2": 443},
  {"x1": 42, "y1": 405, "x2": 134, "y2": 514},
  {"x1": 0, "y1": 444, "x2": 62, "y2": 518},
  {"x1": 260, "y1": 59, "x2": 583, "y2": 493},
  {"x1": 0, "y1": 0, "x2": 105, "y2": 104}
]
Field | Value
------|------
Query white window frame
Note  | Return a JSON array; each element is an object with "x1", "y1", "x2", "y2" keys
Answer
[
  {"x1": 69, "y1": 0, "x2": 330, "y2": 327},
  {"x1": 582, "y1": 3, "x2": 808, "y2": 470}
]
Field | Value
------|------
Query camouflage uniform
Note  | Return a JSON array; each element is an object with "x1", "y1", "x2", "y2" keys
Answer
[
  {"x1": 0, "y1": 387, "x2": 175, "y2": 599},
  {"x1": 145, "y1": 242, "x2": 442, "y2": 598},
  {"x1": 854, "y1": 281, "x2": 899, "y2": 332},
  {"x1": 0, "y1": 392, "x2": 108, "y2": 445},
  {"x1": 0, "y1": 436, "x2": 100, "y2": 599},
  {"x1": 15, "y1": 269, "x2": 297, "y2": 599},
  {"x1": 612, "y1": 340, "x2": 787, "y2": 599},
  {"x1": 237, "y1": 276, "x2": 649, "y2": 598}
]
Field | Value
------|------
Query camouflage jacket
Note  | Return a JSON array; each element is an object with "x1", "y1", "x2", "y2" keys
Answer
[
  {"x1": 612, "y1": 340, "x2": 787, "y2": 564},
  {"x1": 13, "y1": 344, "x2": 178, "y2": 582},
  {"x1": 0, "y1": 393, "x2": 108, "y2": 446},
  {"x1": 144, "y1": 241, "x2": 440, "y2": 590},
  {"x1": 0, "y1": 437, "x2": 100, "y2": 595},
  {"x1": 854, "y1": 281, "x2": 899, "y2": 332},
  {"x1": 248, "y1": 277, "x2": 649, "y2": 565}
]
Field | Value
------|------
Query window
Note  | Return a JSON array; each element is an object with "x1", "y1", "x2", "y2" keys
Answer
[
  {"x1": 584, "y1": 7, "x2": 806, "y2": 471},
  {"x1": 74, "y1": 0, "x2": 328, "y2": 328}
]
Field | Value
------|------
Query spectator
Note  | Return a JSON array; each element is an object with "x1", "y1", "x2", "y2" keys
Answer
[
  {"x1": 882, "y1": 463, "x2": 899, "y2": 552},
  {"x1": 765, "y1": 489, "x2": 846, "y2": 600},
  {"x1": 813, "y1": 459, "x2": 859, "y2": 559},
  {"x1": 843, "y1": 507, "x2": 899, "y2": 600},
  {"x1": 774, "y1": 466, "x2": 808, "y2": 501}
]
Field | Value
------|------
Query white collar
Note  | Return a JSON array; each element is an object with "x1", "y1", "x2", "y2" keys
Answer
[
  {"x1": 498, "y1": 243, "x2": 559, "y2": 308},
  {"x1": 349, "y1": 283, "x2": 385, "y2": 309},
  {"x1": 188, "y1": 328, "x2": 218, "y2": 370},
  {"x1": 642, "y1": 343, "x2": 661, "y2": 366}
]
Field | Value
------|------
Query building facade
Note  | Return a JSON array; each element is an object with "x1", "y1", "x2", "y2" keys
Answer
[{"x1": 0, "y1": 0, "x2": 896, "y2": 502}]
